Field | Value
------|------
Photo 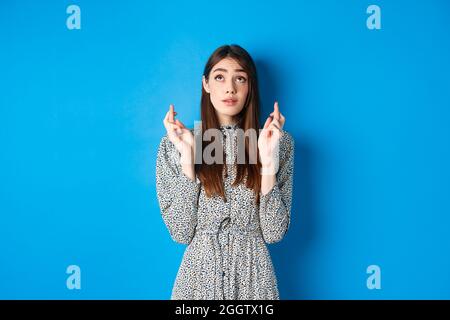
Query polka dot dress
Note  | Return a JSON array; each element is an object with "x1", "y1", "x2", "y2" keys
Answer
[{"x1": 156, "y1": 122, "x2": 295, "y2": 300}]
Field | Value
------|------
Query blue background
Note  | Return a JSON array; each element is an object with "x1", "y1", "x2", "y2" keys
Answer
[{"x1": 1, "y1": 0, "x2": 449, "y2": 299}]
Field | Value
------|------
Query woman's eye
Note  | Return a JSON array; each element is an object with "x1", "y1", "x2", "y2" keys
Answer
[{"x1": 214, "y1": 75, "x2": 247, "y2": 83}]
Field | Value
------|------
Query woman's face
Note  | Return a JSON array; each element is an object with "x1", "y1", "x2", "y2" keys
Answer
[{"x1": 202, "y1": 57, "x2": 249, "y2": 125}]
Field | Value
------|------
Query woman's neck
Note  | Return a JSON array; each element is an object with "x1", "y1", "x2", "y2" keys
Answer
[{"x1": 218, "y1": 117, "x2": 239, "y2": 127}]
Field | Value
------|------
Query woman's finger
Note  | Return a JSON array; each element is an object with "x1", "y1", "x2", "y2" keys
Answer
[
  {"x1": 263, "y1": 116, "x2": 272, "y2": 129},
  {"x1": 270, "y1": 111, "x2": 284, "y2": 124},
  {"x1": 279, "y1": 112, "x2": 285, "y2": 126},
  {"x1": 164, "y1": 109, "x2": 170, "y2": 123},
  {"x1": 269, "y1": 118, "x2": 284, "y2": 138},
  {"x1": 270, "y1": 118, "x2": 281, "y2": 130},
  {"x1": 276, "y1": 112, "x2": 284, "y2": 122},
  {"x1": 274, "y1": 101, "x2": 281, "y2": 121},
  {"x1": 164, "y1": 106, "x2": 176, "y2": 122},
  {"x1": 168, "y1": 104, "x2": 175, "y2": 123},
  {"x1": 269, "y1": 125, "x2": 282, "y2": 139},
  {"x1": 163, "y1": 114, "x2": 172, "y2": 131},
  {"x1": 273, "y1": 114, "x2": 285, "y2": 130},
  {"x1": 270, "y1": 122, "x2": 280, "y2": 130},
  {"x1": 176, "y1": 119, "x2": 185, "y2": 129},
  {"x1": 168, "y1": 122, "x2": 182, "y2": 136},
  {"x1": 262, "y1": 126, "x2": 271, "y2": 138}
]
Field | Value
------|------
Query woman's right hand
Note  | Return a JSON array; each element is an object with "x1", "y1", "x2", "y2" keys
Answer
[{"x1": 163, "y1": 104, "x2": 195, "y2": 164}]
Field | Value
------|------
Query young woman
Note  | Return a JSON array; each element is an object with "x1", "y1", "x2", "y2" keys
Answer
[{"x1": 156, "y1": 44, "x2": 295, "y2": 300}]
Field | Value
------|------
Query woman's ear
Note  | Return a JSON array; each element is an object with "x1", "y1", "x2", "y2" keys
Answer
[{"x1": 202, "y1": 75, "x2": 210, "y2": 94}]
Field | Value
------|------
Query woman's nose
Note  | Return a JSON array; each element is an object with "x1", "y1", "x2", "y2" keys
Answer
[{"x1": 226, "y1": 80, "x2": 236, "y2": 94}]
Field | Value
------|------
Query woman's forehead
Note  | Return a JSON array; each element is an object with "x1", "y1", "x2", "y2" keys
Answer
[{"x1": 212, "y1": 58, "x2": 246, "y2": 73}]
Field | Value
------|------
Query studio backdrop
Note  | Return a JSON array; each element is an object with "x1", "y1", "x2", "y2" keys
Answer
[{"x1": 1, "y1": 0, "x2": 449, "y2": 299}]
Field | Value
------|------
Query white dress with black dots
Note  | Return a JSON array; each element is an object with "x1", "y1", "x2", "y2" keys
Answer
[{"x1": 156, "y1": 122, "x2": 295, "y2": 300}]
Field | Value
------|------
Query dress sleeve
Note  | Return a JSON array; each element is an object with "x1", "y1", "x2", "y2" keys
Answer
[
  {"x1": 258, "y1": 131, "x2": 295, "y2": 244},
  {"x1": 156, "y1": 133, "x2": 201, "y2": 245}
]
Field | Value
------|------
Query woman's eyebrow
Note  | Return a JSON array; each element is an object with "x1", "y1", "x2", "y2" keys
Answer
[{"x1": 212, "y1": 67, "x2": 246, "y2": 73}]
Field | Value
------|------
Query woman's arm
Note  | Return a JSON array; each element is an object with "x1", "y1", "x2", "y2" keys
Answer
[
  {"x1": 156, "y1": 133, "x2": 201, "y2": 245},
  {"x1": 259, "y1": 131, "x2": 295, "y2": 244}
]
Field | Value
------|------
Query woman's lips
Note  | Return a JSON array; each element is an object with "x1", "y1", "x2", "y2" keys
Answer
[{"x1": 222, "y1": 99, "x2": 238, "y2": 106}]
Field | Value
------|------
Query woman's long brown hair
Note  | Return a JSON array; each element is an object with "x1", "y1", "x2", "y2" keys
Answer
[{"x1": 195, "y1": 44, "x2": 262, "y2": 205}]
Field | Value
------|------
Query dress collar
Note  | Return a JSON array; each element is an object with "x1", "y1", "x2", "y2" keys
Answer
[{"x1": 219, "y1": 122, "x2": 240, "y2": 131}]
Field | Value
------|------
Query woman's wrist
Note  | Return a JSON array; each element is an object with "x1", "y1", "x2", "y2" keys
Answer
[
  {"x1": 180, "y1": 144, "x2": 194, "y2": 164},
  {"x1": 260, "y1": 161, "x2": 278, "y2": 175},
  {"x1": 260, "y1": 173, "x2": 276, "y2": 195},
  {"x1": 178, "y1": 145, "x2": 195, "y2": 181},
  {"x1": 181, "y1": 163, "x2": 195, "y2": 181}
]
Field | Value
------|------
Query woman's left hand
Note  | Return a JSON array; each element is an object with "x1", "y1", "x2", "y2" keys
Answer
[{"x1": 258, "y1": 101, "x2": 286, "y2": 174}]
